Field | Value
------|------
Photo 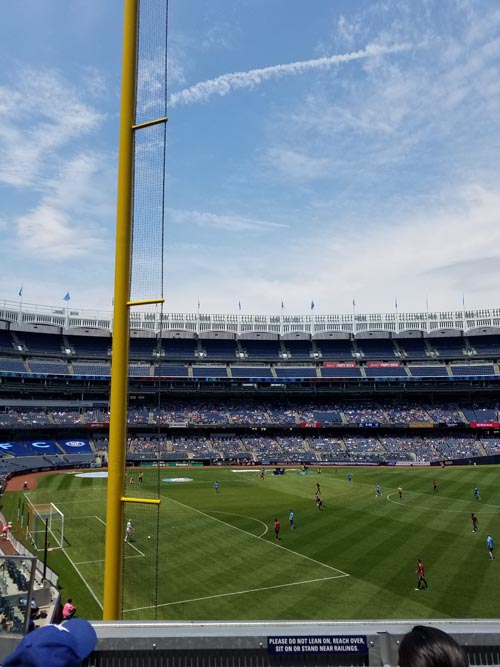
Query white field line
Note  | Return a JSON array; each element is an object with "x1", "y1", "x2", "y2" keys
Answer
[
  {"x1": 124, "y1": 541, "x2": 145, "y2": 556},
  {"x1": 161, "y1": 495, "x2": 349, "y2": 576},
  {"x1": 72, "y1": 514, "x2": 146, "y2": 557},
  {"x1": 62, "y1": 514, "x2": 104, "y2": 609},
  {"x1": 26, "y1": 498, "x2": 102, "y2": 505},
  {"x1": 209, "y1": 510, "x2": 268, "y2": 538},
  {"x1": 386, "y1": 492, "x2": 500, "y2": 513},
  {"x1": 62, "y1": 546, "x2": 103, "y2": 610},
  {"x1": 124, "y1": 574, "x2": 346, "y2": 614},
  {"x1": 74, "y1": 554, "x2": 144, "y2": 565},
  {"x1": 62, "y1": 514, "x2": 144, "y2": 607}
]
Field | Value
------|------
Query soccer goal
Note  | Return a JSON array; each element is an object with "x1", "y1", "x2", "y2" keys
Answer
[{"x1": 25, "y1": 501, "x2": 65, "y2": 551}]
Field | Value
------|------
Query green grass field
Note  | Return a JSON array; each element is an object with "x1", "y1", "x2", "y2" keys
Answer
[{"x1": 2, "y1": 465, "x2": 500, "y2": 621}]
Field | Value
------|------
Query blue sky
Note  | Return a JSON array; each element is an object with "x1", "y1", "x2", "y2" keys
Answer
[{"x1": 2, "y1": 0, "x2": 500, "y2": 315}]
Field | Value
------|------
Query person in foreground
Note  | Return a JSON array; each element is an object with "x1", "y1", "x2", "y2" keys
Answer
[
  {"x1": 2, "y1": 617, "x2": 97, "y2": 667},
  {"x1": 398, "y1": 625, "x2": 468, "y2": 667}
]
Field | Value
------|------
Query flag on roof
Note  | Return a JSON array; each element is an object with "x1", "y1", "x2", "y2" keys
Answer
[
  {"x1": 310, "y1": 300, "x2": 315, "y2": 310},
  {"x1": 18, "y1": 286, "x2": 23, "y2": 298},
  {"x1": 63, "y1": 291, "x2": 71, "y2": 302}
]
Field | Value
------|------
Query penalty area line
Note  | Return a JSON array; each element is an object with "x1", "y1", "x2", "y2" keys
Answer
[
  {"x1": 162, "y1": 495, "x2": 349, "y2": 577},
  {"x1": 62, "y1": 546, "x2": 103, "y2": 611},
  {"x1": 74, "y1": 554, "x2": 144, "y2": 565},
  {"x1": 123, "y1": 574, "x2": 347, "y2": 613}
]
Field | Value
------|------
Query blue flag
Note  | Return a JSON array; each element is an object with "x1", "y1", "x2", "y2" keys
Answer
[
  {"x1": 238, "y1": 301, "x2": 241, "y2": 311},
  {"x1": 18, "y1": 286, "x2": 23, "y2": 298},
  {"x1": 63, "y1": 291, "x2": 71, "y2": 302},
  {"x1": 310, "y1": 300, "x2": 315, "y2": 310}
]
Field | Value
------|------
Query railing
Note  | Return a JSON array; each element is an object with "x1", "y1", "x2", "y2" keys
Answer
[
  {"x1": 2, "y1": 620, "x2": 499, "y2": 667},
  {"x1": 2, "y1": 299, "x2": 500, "y2": 336}
]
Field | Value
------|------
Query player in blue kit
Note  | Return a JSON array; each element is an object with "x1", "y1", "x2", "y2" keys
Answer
[
  {"x1": 289, "y1": 510, "x2": 295, "y2": 529},
  {"x1": 487, "y1": 534, "x2": 494, "y2": 559}
]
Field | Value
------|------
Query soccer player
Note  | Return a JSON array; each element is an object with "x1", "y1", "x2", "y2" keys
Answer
[
  {"x1": 289, "y1": 510, "x2": 295, "y2": 529},
  {"x1": 138, "y1": 472, "x2": 144, "y2": 484},
  {"x1": 214, "y1": 481, "x2": 220, "y2": 493},
  {"x1": 487, "y1": 534, "x2": 495, "y2": 560},
  {"x1": 473, "y1": 486, "x2": 481, "y2": 500},
  {"x1": 398, "y1": 485, "x2": 403, "y2": 499},
  {"x1": 432, "y1": 480, "x2": 438, "y2": 493},
  {"x1": 347, "y1": 473, "x2": 353, "y2": 484},
  {"x1": 471, "y1": 513, "x2": 479, "y2": 532},
  {"x1": 415, "y1": 559, "x2": 428, "y2": 590},
  {"x1": 315, "y1": 494, "x2": 323, "y2": 510},
  {"x1": 375, "y1": 484, "x2": 381, "y2": 498},
  {"x1": 124, "y1": 519, "x2": 133, "y2": 543},
  {"x1": 316, "y1": 482, "x2": 321, "y2": 495},
  {"x1": 274, "y1": 518, "x2": 281, "y2": 540}
]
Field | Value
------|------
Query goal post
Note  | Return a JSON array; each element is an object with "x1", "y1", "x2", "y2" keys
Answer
[{"x1": 25, "y1": 501, "x2": 64, "y2": 551}]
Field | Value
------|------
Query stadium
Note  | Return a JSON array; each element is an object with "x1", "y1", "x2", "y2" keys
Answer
[
  {"x1": 2, "y1": 0, "x2": 500, "y2": 665},
  {"x1": 1, "y1": 299, "x2": 500, "y2": 663}
]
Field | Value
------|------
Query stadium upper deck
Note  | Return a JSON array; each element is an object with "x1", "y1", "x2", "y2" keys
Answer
[
  {"x1": 2, "y1": 298, "x2": 500, "y2": 336},
  {"x1": 2, "y1": 299, "x2": 500, "y2": 388}
]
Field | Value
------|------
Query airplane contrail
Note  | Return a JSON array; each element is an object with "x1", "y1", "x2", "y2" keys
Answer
[{"x1": 169, "y1": 42, "x2": 410, "y2": 107}]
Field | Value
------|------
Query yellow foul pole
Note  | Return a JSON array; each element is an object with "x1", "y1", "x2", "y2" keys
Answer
[{"x1": 103, "y1": 0, "x2": 138, "y2": 620}]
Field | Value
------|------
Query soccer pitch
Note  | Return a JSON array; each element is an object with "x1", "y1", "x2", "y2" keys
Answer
[{"x1": 4, "y1": 465, "x2": 500, "y2": 621}]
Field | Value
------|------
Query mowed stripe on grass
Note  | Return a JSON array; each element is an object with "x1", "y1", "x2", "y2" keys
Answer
[{"x1": 4, "y1": 465, "x2": 500, "y2": 620}]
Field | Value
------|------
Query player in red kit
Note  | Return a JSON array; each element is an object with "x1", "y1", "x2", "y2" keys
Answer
[
  {"x1": 274, "y1": 519, "x2": 281, "y2": 540},
  {"x1": 415, "y1": 559, "x2": 428, "y2": 590}
]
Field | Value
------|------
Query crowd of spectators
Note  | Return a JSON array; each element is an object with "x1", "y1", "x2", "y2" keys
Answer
[
  {"x1": 1, "y1": 400, "x2": 500, "y2": 466},
  {"x1": 1, "y1": 400, "x2": 498, "y2": 427},
  {"x1": 0, "y1": 429, "x2": 498, "y2": 465},
  {"x1": 118, "y1": 433, "x2": 493, "y2": 463}
]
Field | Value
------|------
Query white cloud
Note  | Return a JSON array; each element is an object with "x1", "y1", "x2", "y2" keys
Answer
[
  {"x1": 15, "y1": 151, "x2": 114, "y2": 260},
  {"x1": 262, "y1": 148, "x2": 334, "y2": 181},
  {"x1": 163, "y1": 181, "x2": 500, "y2": 315},
  {"x1": 0, "y1": 67, "x2": 103, "y2": 189},
  {"x1": 201, "y1": 22, "x2": 234, "y2": 51},
  {"x1": 169, "y1": 42, "x2": 410, "y2": 107}
]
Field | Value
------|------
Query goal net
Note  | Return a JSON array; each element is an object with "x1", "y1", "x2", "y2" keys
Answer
[{"x1": 26, "y1": 501, "x2": 64, "y2": 551}]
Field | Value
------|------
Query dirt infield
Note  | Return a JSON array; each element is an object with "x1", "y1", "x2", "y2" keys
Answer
[{"x1": 6, "y1": 471, "x2": 63, "y2": 492}]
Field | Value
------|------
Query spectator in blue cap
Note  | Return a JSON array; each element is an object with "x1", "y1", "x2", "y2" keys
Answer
[{"x1": 3, "y1": 617, "x2": 97, "y2": 667}]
